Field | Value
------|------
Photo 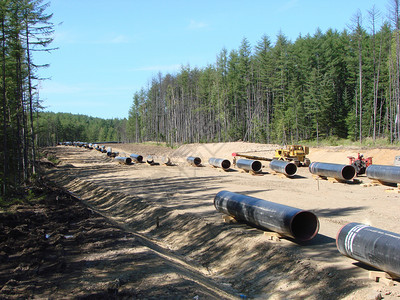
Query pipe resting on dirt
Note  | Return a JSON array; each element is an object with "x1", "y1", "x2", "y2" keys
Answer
[
  {"x1": 146, "y1": 155, "x2": 154, "y2": 164},
  {"x1": 236, "y1": 159, "x2": 262, "y2": 173},
  {"x1": 269, "y1": 160, "x2": 297, "y2": 177},
  {"x1": 336, "y1": 223, "x2": 400, "y2": 278},
  {"x1": 208, "y1": 158, "x2": 231, "y2": 171},
  {"x1": 366, "y1": 164, "x2": 400, "y2": 184},
  {"x1": 309, "y1": 162, "x2": 355, "y2": 181},
  {"x1": 130, "y1": 154, "x2": 143, "y2": 163},
  {"x1": 114, "y1": 156, "x2": 132, "y2": 165},
  {"x1": 187, "y1": 156, "x2": 201, "y2": 166},
  {"x1": 214, "y1": 190, "x2": 319, "y2": 242}
]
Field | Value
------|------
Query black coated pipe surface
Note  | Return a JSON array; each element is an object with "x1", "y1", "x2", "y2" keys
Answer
[
  {"x1": 336, "y1": 222, "x2": 400, "y2": 278},
  {"x1": 130, "y1": 154, "x2": 143, "y2": 163},
  {"x1": 187, "y1": 156, "x2": 201, "y2": 166},
  {"x1": 114, "y1": 156, "x2": 132, "y2": 165},
  {"x1": 236, "y1": 159, "x2": 262, "y2": 173},
  {"x1": 366, "y1": 164, "x2": 400, "y2": 184},
  {"x1": 209, "y1": 157, "x2": 231, "y2": 171},
  {"x1": 214, "y1": 191, "x2": 319, "y2": 242},
  {"x1": 270, "y1": 160, "x2": 297, "y2": 177},
  {"x1": 309, "y1": 162, "x2": 355, "y2": 181}
]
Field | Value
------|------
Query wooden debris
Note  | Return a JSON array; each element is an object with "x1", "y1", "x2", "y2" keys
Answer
[
  {"x1": 264, "y1": 231, "x2": 282, "y2": 241},
  {"x1": 385, "y1": 187, "x2": 400, "y2": 193},
  {"x1": 369, "y1": 271, "x2": 399, "y2": 286},
  {"x1": 249, "y1": 170, "x2": 263, "y2": 176},
  {"x1": 222, "y1": 215, "x2": 237, "y2": 223}
]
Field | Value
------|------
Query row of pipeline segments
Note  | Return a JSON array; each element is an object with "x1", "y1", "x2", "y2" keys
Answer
[
  {"x1": 68, "y1": 142, "x2": 400, "y2": 184},
  {"x1": 200, "y1": 154, "x2": 400, "y2": 184}
]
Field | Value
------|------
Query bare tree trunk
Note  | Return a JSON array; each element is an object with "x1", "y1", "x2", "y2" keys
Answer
[
  {"x1": 25, "y1": 22, "x2": 36, "y2": 175},
  {"x1": 1, "y1": 15, "x2": 7, "y2": 196}
]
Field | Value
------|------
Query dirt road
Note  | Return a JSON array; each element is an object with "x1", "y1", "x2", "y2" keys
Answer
[{"x1": 41, "y1": 142, "x2": 400, "y2": 299}]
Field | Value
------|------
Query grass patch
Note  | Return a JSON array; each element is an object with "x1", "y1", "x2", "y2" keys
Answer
[
  {"x1": 0, "y1": 197, "x2": 25, "y2": 209},
  {"x1": 0, "y1": 187, "x2": 46, "y2": 210},
  {"x1": 47, "y1": 154, "x2": 60, "y2": 165}
]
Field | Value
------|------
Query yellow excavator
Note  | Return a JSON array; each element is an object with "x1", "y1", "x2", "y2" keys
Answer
[
  {"x1": 232, "y1": 145, "x2": 311, "y2": 167},
  {"x1": 274, "y1": 145, "x2": 311, "y2": 167}
]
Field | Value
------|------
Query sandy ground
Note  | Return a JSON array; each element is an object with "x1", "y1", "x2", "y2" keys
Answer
[{"x1": 39, "y1": 142, "x2": 400, "y2": 299}]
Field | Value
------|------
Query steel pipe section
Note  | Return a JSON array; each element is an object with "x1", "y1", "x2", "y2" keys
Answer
[
  {"x1": 214, "y1": 191, "x2": 319, "y2": 242},
  {"x1": 236, "y1": 159, "x2": 262, "y2": 173},
  {"x1": 366, "y1": 164, "x2": 400, "y2": 184},
  {"x1": 209, "y1": 157, "x2": 231, "y2": 171},
  {"x1": 161, "y1": 156, "x2": 171, "y2": 165},
  {"x1": 270, "y1": 160, "x2": 297, "y2": 177},
  {"x1": 130, "y1": 154, "x2": 143, "y2": 163},
  {"x1": 187, "y1": 156, "x2": 201, "y2": 166},
  {"x1": 114, "y1": 156, "x2": 132, "y2": 165},
  {"x1": 106, "y1": 147, "x2": 113, "y2": 156},
  {"x1": 146, "y1": 155, "x2": 154, "y2": 164},
  {"x1": 336, "y1": 223, "x2": 400, "y2": 278},
  {"x1": 309, "y1": 162, "x2": 356, "y2": 181}
]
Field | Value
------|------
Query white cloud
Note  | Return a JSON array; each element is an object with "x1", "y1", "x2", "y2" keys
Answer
[{"x1": 188, "y1": 20, "x2": 208, "y2": 30}]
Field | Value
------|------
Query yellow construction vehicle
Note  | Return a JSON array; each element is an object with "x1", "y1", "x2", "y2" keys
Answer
[{"x1": 273, "y1": 145, "x2": 311, "y2": 167}]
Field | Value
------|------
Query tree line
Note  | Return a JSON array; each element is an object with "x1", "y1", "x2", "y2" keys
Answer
[
  {"x1": 36, "y1": 112, "x2": 128, "y2": 146},
  {"x1": 128, "y1": 2, "x2": 400, "y2": 147},
  {"x1": 0, "y1": 0, "x2": 54, "y2": 197}
]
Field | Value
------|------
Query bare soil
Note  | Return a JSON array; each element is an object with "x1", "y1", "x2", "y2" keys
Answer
[{"x1": 1, "y1": 142, "x2": 400, "y2": 299}]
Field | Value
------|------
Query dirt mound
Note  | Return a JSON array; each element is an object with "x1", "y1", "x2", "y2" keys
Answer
[
  {"x1": 308, "y1": 146, "x2": 400, "y2": 165},
  {"x1": 105, "y1": 142, "x2": 174, "y2": 158}
]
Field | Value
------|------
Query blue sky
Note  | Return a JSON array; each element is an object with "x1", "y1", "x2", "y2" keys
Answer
[{"x1": 35, "y1": 0, "x2": 389, "y2": 120}]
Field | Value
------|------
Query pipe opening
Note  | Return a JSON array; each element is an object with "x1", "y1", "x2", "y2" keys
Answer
[
  {"x1": 251, "y1": 160, "x2": 262, "y2": 172},
  {"x1": 125, "y1": 157, "x2": 132, "y2": 165},
  {"x1": 342, "y1": 165, "x2": 356, "y2": 180},
  {"x1": 221, "y1": 159, "x2": 231, "y2": 170},
  {"x1": 290, "y1": 211, "x2": 319, "y2": 241},
  {"x1": 285, "y1": 163, "x2": 297, "y2": 176},
  {"x1": 193, "y1": 157, "x2": 201, "y2": 166},
  {"x1": 130, "y1": 154, "x2": 144, "y2": 163}
]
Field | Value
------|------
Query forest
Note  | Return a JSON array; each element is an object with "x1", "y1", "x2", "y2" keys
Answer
[
  {"x1": 35, "y1": 112, "x2": 128, "y2": 146},
  {"x1": 128, "y1": 3, "x2": 400, "y2": 147},
  {"x1": 0, "y1": 0, "x2": 54, "y2": 197}
]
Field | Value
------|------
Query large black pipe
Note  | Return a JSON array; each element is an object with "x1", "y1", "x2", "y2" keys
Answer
[
  {"x1": 236, "y1": 159, "x2": 262, "y2": 173},
  {"x1": 336, "y1": 223, "x2": 400, "y2": 278},
  {"x1": 366, "y1": 164, "x2": 400, "y2": 184},
  {"x1": 209, "y1": 157, "x2": 231, "y2": 171},
  {"x1": 309, "y1": 162, "x2": 356, "y2": 181},
  {"x1": 214, "y1": 191, "x2": 319, "y2": 242},
  {"x1": 130, "y1": 154, "x2": 143, "y2": 163},
  {"x1": 187, "y1": 156, "x2": 201, "y2": 166},
  {"x1": 269, "y1": 160, "x2": 297, "y2": 177},
  {"x1": 114, "y1": 156, "x2": 132, "y2": 165}
]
